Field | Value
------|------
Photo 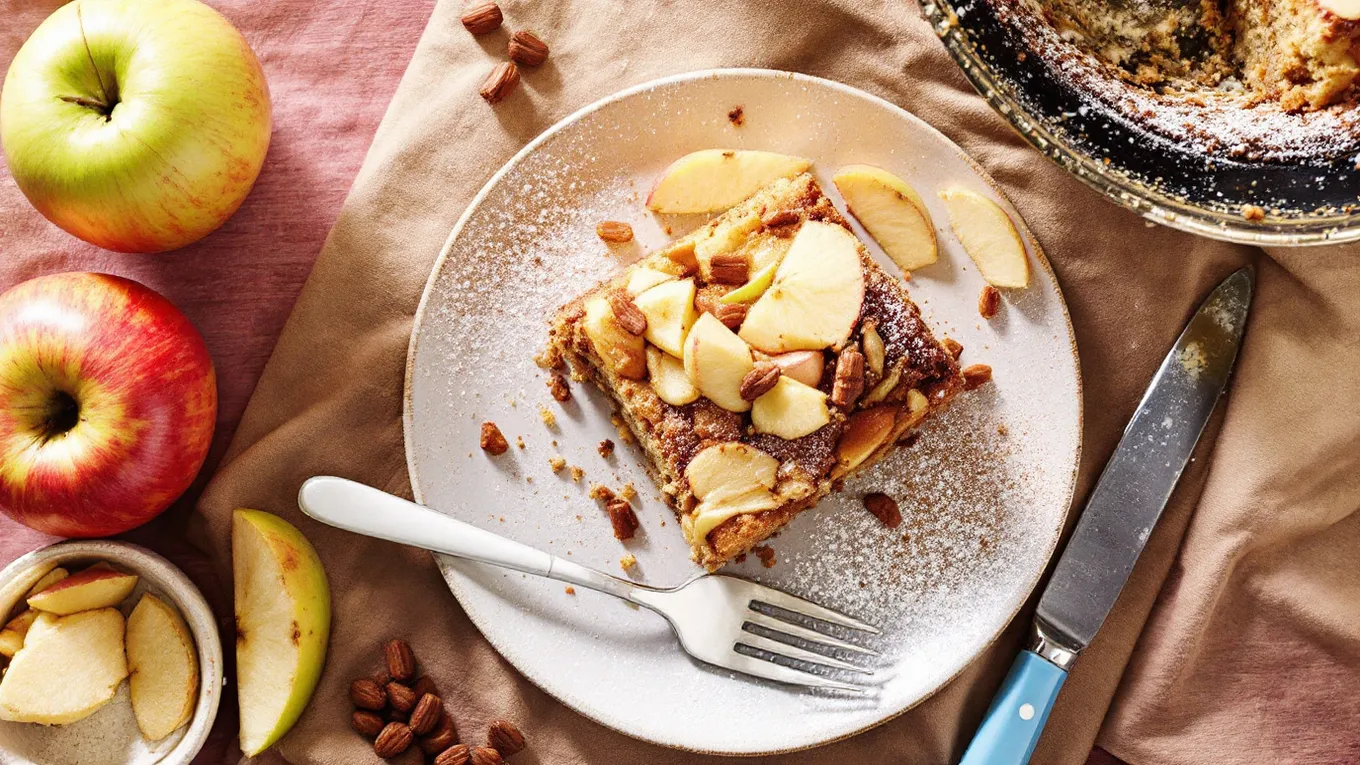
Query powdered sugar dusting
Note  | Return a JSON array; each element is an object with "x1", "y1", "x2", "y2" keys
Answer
[{"x1": 405, "y1": 71, "x2": 1080, "y2": 754}]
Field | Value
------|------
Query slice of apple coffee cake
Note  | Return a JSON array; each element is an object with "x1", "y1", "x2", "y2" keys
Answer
[{"x1": 545, "y1": 173, "x2": 965, "y2": 569}]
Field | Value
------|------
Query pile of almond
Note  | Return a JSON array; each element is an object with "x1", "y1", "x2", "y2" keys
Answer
[
  {"x1": 459, "y1": 1, "x2": 550, "y2": 105},
  {"x1": 351, "y1": 639, "x2": 527, "y2": 764}
]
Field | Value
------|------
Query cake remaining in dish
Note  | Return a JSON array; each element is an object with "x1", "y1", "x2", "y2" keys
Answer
[
  {"x1": 544, "y1": 173, "x2": 964, "y2": 569},
  {"x1": 1041, "y1": 0, "x2": 1360, "y2": 111}
]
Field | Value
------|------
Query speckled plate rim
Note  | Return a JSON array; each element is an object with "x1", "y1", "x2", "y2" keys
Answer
[
  {"x1": 403, "y1": 68, "x2": 1082, "y2": 754},
  {"x1": 0, "y1": 540, "x2": 223, "y2": 765}
]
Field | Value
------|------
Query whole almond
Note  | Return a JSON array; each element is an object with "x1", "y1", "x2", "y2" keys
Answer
[
  {"x1": 861, "y1": 320, "x2": 886, "y2": 378},
  {"x1": 374, "y1": 722, "x2": 414, "y2": 758},
  {"x1": 479, "y1": 62, "x2": 520, "y2": 105},
  {"x1": 412, "y1": 675, "x2": 439, "y2": 700},
  {"x1": 596, "y1": 220, "x2": 633, "y2": 243},
  {"x1": 739, "y1": 361, "x2": 781, "y2": 401},
  {"x1": 386, "y1": 681, "x2": 418, "y2": 713},
  {"x1": 420, "y1": 711, "x2": 460, "y2": 754},
  {"x1": 607, "y1": 290, "x2": 647, "y2": 335},
  {"x1": 350, "y1": 678, "x2": 387, "y2": 710},
  {"x1": 831, "y1": 346, "x2": 866, "y2": 408},
  {"x1": 508, "y1": 30, "x2": 549, "y2": 67},
  {"x1": 487, "y1": 719, "x2": 526, "y2": 755},
  {"x1": 863, "y1": 492, "x2": 902, "y2": 528},
  {"x1": 386, "y1": 639, "x2": 416, "y2": 681},
  {"x1": 962, "y1": 363, "x2": 993, "y2": 391},
  {"x1": 352, "y1": 710, "x2": 385, "y2": 738},
  {"x1": 460, "y1": 1, "x2": 503, "y2": 34},
  {"x1": 470, "y1": 747, "x2": 504, "y2": 765},
  {"x1": 436, "y1": 744, "x2": 472, "y2": 765},
  {"x1": 708, "y1": 253, "x2": 749, "y2": 284},
  {"x1": 978, "y1": 285, "x2": 1001, "y2": 319},
  {"x1": 409, "y1": 693, "x2": 442, "y2": 735}
]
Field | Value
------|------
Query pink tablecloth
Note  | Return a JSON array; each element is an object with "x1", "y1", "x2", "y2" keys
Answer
[{"x1": 0, "y1": 0, "x2": 432, "y2": 758}]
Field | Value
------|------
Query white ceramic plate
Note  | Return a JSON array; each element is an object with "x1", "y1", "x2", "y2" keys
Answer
[{"x1": 404, "y1": 69, "x2": 1081, "y2": 755}]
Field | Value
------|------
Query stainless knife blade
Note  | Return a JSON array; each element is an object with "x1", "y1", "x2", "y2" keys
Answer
[{"x1": 1035, "y1": 268, "x2": 1252, "y2": 657}]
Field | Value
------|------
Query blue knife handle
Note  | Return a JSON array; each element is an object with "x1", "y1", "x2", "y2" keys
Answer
[{"x1": 958, "y1": 650, "x2": 1068, "y2": 765}]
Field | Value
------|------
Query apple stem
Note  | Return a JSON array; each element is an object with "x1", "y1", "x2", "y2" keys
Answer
[{"x1": 58, "y1": 94, "x2": 111, "y2": 114}]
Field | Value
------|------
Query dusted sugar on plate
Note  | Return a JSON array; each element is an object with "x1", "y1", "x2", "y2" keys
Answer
[{"x1": 545, "y1": 173, "x2": 965, "y2": 569}]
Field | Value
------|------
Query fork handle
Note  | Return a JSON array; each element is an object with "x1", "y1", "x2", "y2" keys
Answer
[{"x1": 297, "y1": 476, "x2": 636, "y2": 600}]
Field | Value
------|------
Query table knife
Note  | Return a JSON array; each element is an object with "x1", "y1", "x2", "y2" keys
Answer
[{"x1": 959, "y1": 268, "x2": 1252, "y2": 765}]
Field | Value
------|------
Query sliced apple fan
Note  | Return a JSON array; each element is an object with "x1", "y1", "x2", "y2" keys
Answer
[{"x1": 548, "y1": 172, "x2": 965, "y2": 569}]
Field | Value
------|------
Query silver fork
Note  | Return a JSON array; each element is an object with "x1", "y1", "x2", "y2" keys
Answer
[{"x1": 297, "y1": 476, "x2": 880, "y2": 692}]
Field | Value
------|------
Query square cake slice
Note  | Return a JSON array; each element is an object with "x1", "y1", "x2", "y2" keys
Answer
[{"x1": 546, "y1": 173, "x2": 965, "y2": 569}]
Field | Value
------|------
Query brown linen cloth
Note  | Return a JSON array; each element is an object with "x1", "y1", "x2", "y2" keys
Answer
[{"x1": 195, "y1": 1, "x2": 1359, "y2": 763}]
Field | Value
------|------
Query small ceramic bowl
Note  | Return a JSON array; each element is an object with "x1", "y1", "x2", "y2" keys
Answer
[{"x1": 0, "y1": 541, "x2": 223, "y2": 765}]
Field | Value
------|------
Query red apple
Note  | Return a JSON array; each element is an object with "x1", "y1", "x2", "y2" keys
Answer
[{"x1": 0, "y1": 273, "x2": 216, "y2": 536}]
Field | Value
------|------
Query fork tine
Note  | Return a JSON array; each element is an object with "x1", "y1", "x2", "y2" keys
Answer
[
  {"x1": 737, "y1": 632, "x2": 875, "y2": 674},
  {"x1": 745, "y1": 612, "x2": 881, "y2": 657},
  {"x1": 721, "y1": 651, "x2": 870, "y2": 692},
  {"x1": 747, "y1": 588, "x2": 881, "y2": 634}
]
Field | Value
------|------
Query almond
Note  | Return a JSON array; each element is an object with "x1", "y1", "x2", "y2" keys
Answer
[
  {"x1": 470, "y1": 747, "x2": 504, "y2": 765},
  {"x1": 547, "y1": 373, "x2": 571, "y2": 402},
  {"x1": 761, "y1": 209, "x2": 800, "y2": 229},
  {"x1": 374, "y1": 722, "x2": 414, "y2": 758},
  {"x1": 487, "y1": 719, "x2": 526, "y2": 755},
  {"x1": 978, "y1": 285, "x2": 1001, "y2": 319},
  {"x1": 863, "y1": 493, "x2": 902, "y2": 528},
  {"x1": 386, "y1": 682, "x2": 417, "y2": 713},
  {"x1": 350, "y1": 678, "x2": 387, "y2": 710},
  {"x1": 479, "y1": 62, "x2": 520, "y2": 105},
  {"x1": 408, "y1": 693, "x2": 443, "y2": 735},
  {"x1": 353, "y1": 710, "x2": 385, "y2": 738},
  {"x1": 435, "y1": 744, "x2": 472, "y2": 765},
  {"x1": 419, "y1": 711, "x2": 460, "y2": 754},
  {"x1": 831, "y1": 346, "x2": 866, "y2": 408},
  {"x1": 460, "y1": 1, "x2": 503, "y2": 34},
  {"x1": 606, "y1": 498, "x2": 639, "y2": 540},
  {"x1": 739, "y1": 361, "x2": 782, "y2": 401},
  {"x1": 508, "y1": 30, "x2": 549, "y2": 67},
  {"x1": 962, "y1": 363, "x2": 993, "y2": 390},
  {"x1": 708, "y1": 253, "x2": 749, "y2": 284},
  {"x1": 942, "y1": 337, "x2": 964, "y2": 359},
  {"x1": 607, "y1": 290, "x2": 647, "y2": 335},
  {"x1": 596, "y1": 220, "x2": 633, "y2": 243},
  {"x1": 861, "y1": 320, "x2": 885, "y2": 377}
]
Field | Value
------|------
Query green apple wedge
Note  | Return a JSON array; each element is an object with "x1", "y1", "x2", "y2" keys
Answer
[{"x1": 233, "y1": 509, "x2": 331, "y2": 756}]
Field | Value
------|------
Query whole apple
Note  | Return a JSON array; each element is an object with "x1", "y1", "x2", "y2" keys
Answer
[
  {"x1": 0, "y1": 273, "x2": 217, "y2": 536},
  {"x1": 0, "y1": 0, "x2": 271, "y2": 253}
]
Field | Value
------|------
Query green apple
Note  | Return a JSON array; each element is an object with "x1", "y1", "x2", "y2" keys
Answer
[
  {"x1": 0, "y1": 0, "x2": 271, "y2": 253},
  {"x1": 233, "y1": 508, "x2": 331, "y2": 756}
]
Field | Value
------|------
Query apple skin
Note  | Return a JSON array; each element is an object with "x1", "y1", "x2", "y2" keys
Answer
[
  {"x1": 0, "y1": 0, "x2": 271, "y2": 253},
  {"x1": 0, "y1": 272, "x2": 217, "y2": 536}
]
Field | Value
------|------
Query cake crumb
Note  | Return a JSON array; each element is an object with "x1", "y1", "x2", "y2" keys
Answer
[
  {"x1": 619, "y1": 553, "x2": 638, "y2": 570},
  {"x1": 515, "y1": 435, "x2": 525, "y2": 449},
  {"x1": 479, "y1": 422, "x2": 509, "y2": 455},
  {"x1": 534, "y1": 345, "x2": 564, "y2": 371},
  {"x1": 538, "y1": 405, "x2": 558, "y2": 428},
  {"x1": 619, "y1": 482, "x2": 637, "y2": 501},
  {"x1": 997, "y1": 424, "x2": 1009, "y2": 436},
  {"x1": 564, "y1": 586, "x2": 576, "y2": 596},
  {"x1": 597, "y1": 439, "x2": 615, "y2": 458},
  {"x1": 1242, "y1": 204, "x2": 1266, "y2": 221},
  {"x1": 569, "y1": 465, "x2": 585, "y2": 482},
  {"x1": 548, "y1": 374, "x2": 572, "y2": 402},
  {"x1": 549, "y1": 456, "x2": 567, "y2": 472},
  {"x1": 588, "y1": 483, "x2": 616, "y2": 501},
  {"x1": 728, "y1": 105, "x2": 744, "y2": 126},
  {"x1": 752, "y1": 545, "x2": 776, "y2": 568},
  {"x1": 609, "y1": 414, "x2": 634, "y2": 444}
]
